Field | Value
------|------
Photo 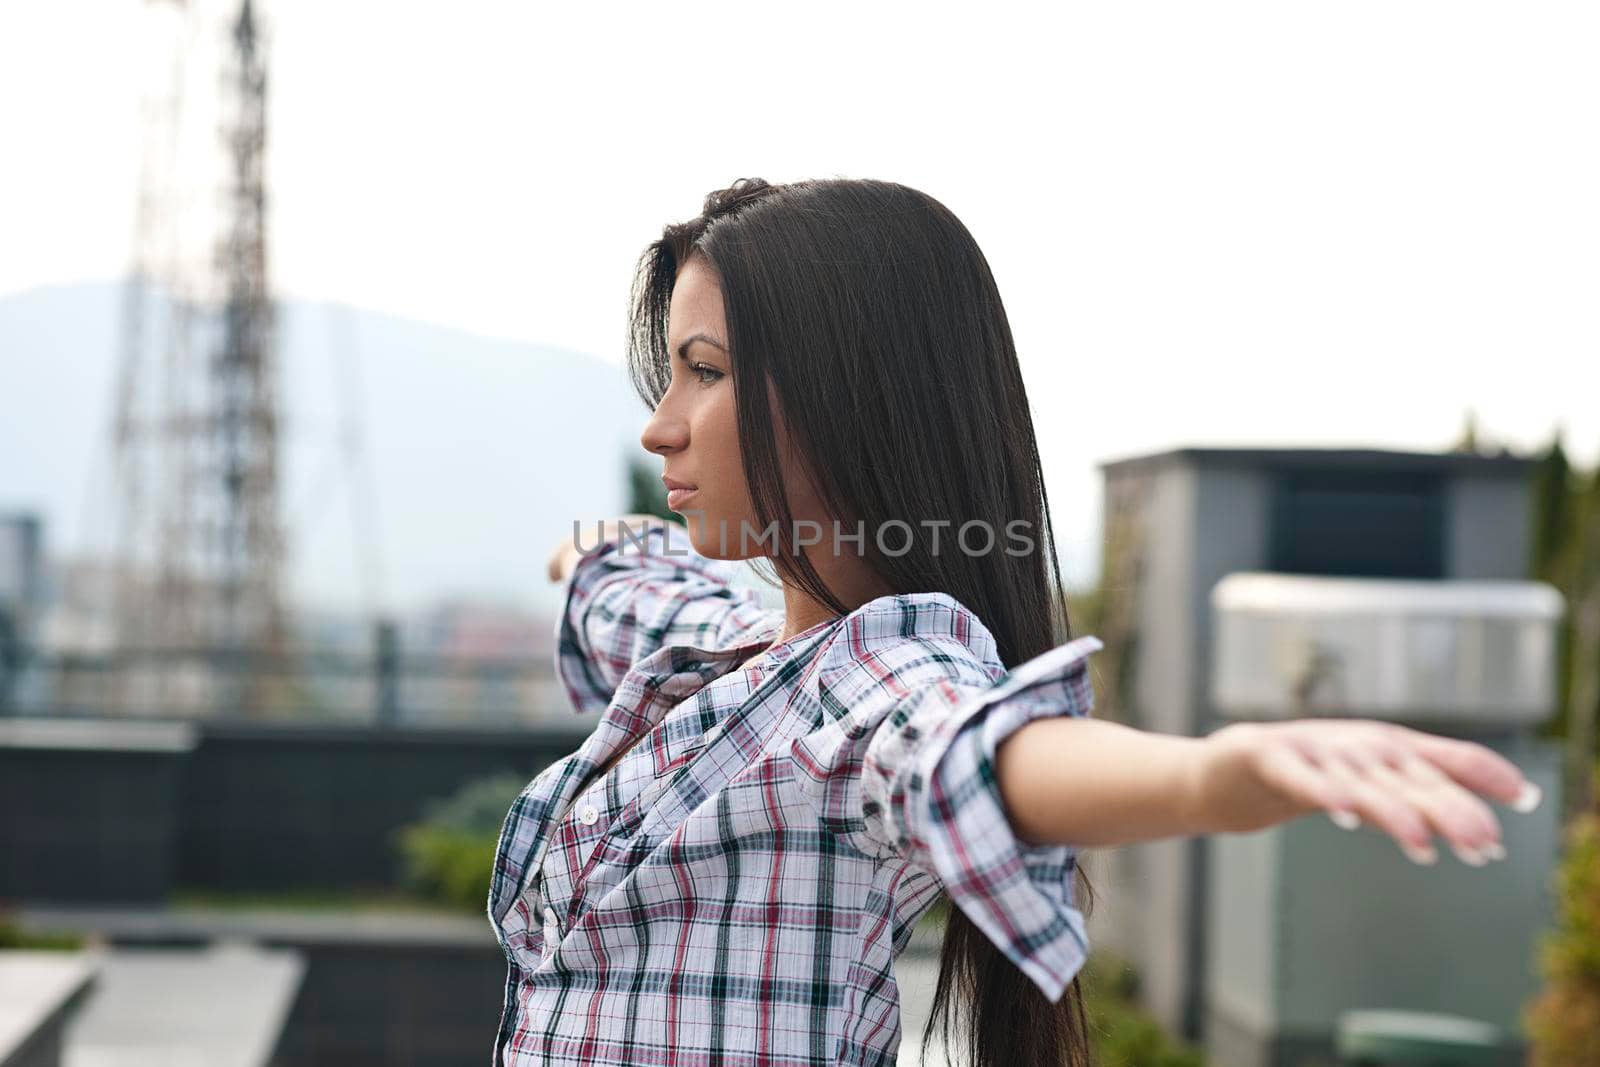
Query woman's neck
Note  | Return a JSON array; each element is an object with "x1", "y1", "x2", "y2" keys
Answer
[{"x1": 772, "y1": 546, "x2": 896, "y2": 645}]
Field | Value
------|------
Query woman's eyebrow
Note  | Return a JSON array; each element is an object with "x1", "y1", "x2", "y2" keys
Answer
[{"x1": 675, "y1": 333, "x2": 729, "y2": 361}]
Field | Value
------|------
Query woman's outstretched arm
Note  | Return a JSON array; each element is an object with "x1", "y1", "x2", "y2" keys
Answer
[
  {"x1": 995, "y1": 715, "x2": 1540, "y2": 865},
  {"x1": 546, "y1": 515, "x2": 775, "y2": 713}
]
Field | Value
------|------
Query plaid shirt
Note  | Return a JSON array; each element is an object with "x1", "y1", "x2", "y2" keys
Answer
[{"x1": 488, "y1": 521, "x2": 1102, "y2": 1065}]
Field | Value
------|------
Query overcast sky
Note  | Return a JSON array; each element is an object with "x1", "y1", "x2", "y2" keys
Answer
[{"x1": 3, "y1": 1, "x2": 1598, "y2": 603}]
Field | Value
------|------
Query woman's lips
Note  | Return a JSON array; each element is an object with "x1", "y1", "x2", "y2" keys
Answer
[{"x1": 666, "y1": 487, "x2": 698, "y2": 509}]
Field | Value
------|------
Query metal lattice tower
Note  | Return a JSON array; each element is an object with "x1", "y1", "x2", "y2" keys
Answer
[{"x1": 107, "y1": 0, "x2": 287, "y2": 717}]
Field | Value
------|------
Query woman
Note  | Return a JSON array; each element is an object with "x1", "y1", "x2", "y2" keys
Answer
[{"x1": 488, "y1": 177, "x2": 1538, "y2": 1067}]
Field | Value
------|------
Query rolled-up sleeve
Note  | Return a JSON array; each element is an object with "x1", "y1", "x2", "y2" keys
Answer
[
  {"x1": 789, "y1": 612, "x2": 1104, "y2": 1003},
  {"x1": 554, "y1": 520, "x2": 774, "y2": 714}
]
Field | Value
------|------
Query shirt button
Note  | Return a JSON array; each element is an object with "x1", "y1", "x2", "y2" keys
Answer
[
  {"x1": 543, "y1": 906, "x2": 557, "y2": 927},
  {"x1": 578, "y1": 804, "x2": 599, "y2": 826}
]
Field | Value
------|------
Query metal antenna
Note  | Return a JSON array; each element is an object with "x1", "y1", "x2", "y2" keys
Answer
[{"x1": 104, "y1": 0, "x2": 288, "y2": 717}]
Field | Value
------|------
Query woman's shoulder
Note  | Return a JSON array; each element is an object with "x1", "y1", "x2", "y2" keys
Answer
[
  {"x1": 811, "y1": 591, "x2": 1008, "y2": 694},
  {"x1": 807, "y1": 590, "x2": 1104, "y2": 706}
]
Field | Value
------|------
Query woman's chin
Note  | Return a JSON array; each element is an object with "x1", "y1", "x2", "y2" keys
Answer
[
  {"x1": 686, "y1": 531, "x2": 740, "y2": 562},
  {"x1": 680, "y1": 512, "x2": 753, "y2": 561}
]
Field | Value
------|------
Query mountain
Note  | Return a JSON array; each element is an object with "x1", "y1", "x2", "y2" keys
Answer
[{"x1": 0, "y1": 281, "x2": 650, "y2": 615}]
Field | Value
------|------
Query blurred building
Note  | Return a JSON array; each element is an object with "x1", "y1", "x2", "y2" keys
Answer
[
  {"x1": 0, "y1": 512, "x2": 44, "y2": 712},
  {"x1": 1088, "y1": 446, "x2": 1559, "y2": 1067}
]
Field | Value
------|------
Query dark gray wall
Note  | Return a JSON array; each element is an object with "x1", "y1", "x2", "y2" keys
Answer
[
  {"x1": 176, "y1": 720, "x2": 588, "y2": 893},
  {"x1": 1, "y1": 716, "x2": 591, "y2": 904},
  {"x1": 0, "y1": 720, "x2": 193, "y2": 905},
  {"x1": 269, "y1": 937, "x2": 505, "y2": 1067}
]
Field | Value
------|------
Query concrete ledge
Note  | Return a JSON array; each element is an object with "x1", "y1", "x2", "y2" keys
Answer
[
  {"x1": 0, "y1": 950, "x2": 99, "y2": 1067},
  {"x1": 59, "y1": 943, "x2": 303, "y2": 1067},
  {"x1": 0, "y1": 719, "x2": 195, "y2": 754},
  {"x1": 16, "y1": 905, "x2": 494, "y2": 950},
  {"x1": 16, "y1": 906, "x2": 503, "y2": 1067}
]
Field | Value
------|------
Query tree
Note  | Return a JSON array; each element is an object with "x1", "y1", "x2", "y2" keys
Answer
[
  {"x1": 1450, "y1": 407, "x2": 1483, "y2": 454},
  {"x1": 1525, "y1": 432, "x2": 1600, "y2": 818},
  {"x1": 1565, "y1": 461, "x2": 1600, "y2": 819},
  {"x1": 1532, "y1": 432, "x2": 1581, "y2": 741},
  {"x1": 1517, "y1": 440, "x2": 1600, "y2": 1063},
  {"x1": 1531, "y1": 430, "x2": 1577, "y2": 585}
]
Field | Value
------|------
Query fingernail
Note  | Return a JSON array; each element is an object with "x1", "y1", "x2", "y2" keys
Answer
[
  {"x1": 1482, "y1": 841, "x2": 1506, "y2": 861},
  {"x1": 1451, "y1": 844, "x2": 1487, "y2": 867},
  {"x1": 1403, "y1": 842, "x2": 1438, "y2": 866},
  {"x1": 1328, "y1": 810, "x2": 1361, "y2": 831},
  {"x1": 1511, "y1": 781, "x2": 1542, "y2": 814}
]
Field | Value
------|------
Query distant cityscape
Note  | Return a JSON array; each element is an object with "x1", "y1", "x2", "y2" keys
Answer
[
  {"x1": 0, "y1": 509, "x2": 569, "y2": 725},
  {"x1": 0, "y1": 506, "x2": 787, "y2": 726}
]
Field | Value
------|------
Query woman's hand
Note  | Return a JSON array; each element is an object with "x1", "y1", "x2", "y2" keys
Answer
[
  {"x1": 1188, "y1": 718, "x2": 1541, "y2": 866},
  {"x1": 545, "y1": 514, "x2": 686, "y2": 583}
]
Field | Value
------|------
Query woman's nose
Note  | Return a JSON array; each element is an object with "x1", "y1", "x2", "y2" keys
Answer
[{"x1": 640, "y1": 400, "x2": 688, "y2": 456}]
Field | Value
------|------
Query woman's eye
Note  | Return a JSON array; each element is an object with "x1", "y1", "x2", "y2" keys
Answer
[{"x1": 692, "y1": 363, "x2": 724, "y2": 385}]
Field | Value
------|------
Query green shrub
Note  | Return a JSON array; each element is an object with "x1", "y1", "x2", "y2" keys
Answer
[
  {"x1": 0, "y1": 916, "x2": 84, "y2": 950},
  {"x1": 394, "y1": 772, "x2": 527, "y2": 912},
  {"x1": 1524, "y1": 762, "x2": 1600, "y2": 1067},
  {"x1": 1080, "y1": 953, "x2": 1207, "y2": 1067},
  {"x1": 912, "y1": 902, "x2": 1204, "y2": 1067}
]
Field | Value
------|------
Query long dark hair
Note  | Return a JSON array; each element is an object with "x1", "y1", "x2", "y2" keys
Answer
[{"x1": 626, "y1": 177, "x2": 1098, "y2": 1067}]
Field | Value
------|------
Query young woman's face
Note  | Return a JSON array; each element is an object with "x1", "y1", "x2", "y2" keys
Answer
[{"x1": 640, "y1": 253, "x2": 825, "y2": 561}]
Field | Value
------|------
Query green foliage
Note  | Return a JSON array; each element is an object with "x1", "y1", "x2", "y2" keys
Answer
[
  {"x1": 1526, "y1": 434, "x2": 1600, "y2": 757},
  {"x1": 0, "y1": 917, "x2": 83, "y2": 950},
  {"x1": 626, "y1": 455, "x2": 676, "y2": 523},
  {"x1": 1524, "y1": 762, "x2": 1600, "y2": 1067},
  {"x1": 1069, "y1": 583, "x2": 1104, "y2": 642},
  {"x1": 1531, "y1": 436, "x2": 1577, "y2": 583},
  {"x1": 394, "y1": 772, "x2": 527, "y2": 912},
  {"x1": 912, "y1": 902, "x2": 1206, "y2": 1067},
  {"x1": 1080, "y1": 953, "x2": 1208, "y2": 1067},
  {"x1": 1450, "y1": 407, "x2": 1483, "y2": 454}
]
